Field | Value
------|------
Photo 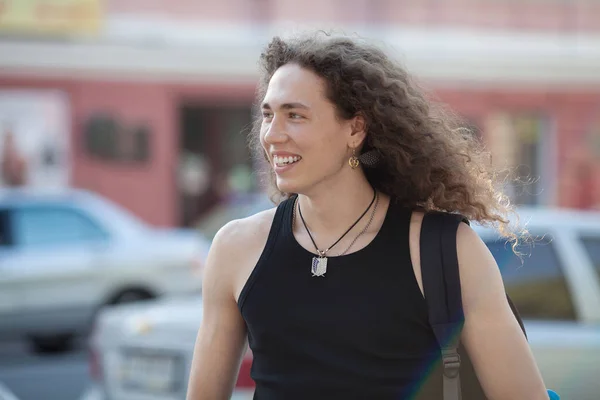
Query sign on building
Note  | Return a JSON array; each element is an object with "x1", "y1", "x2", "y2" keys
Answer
[
  {"x1": 0, "y1": 90, "x2": 71, "y2": 189},
  {"x1": 0, "y1": 0, "x2": 102, "y2": 36}
]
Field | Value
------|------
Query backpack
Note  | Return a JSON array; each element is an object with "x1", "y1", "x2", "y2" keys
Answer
[{"x1": 419, "y1": 212, "x2": 527, "y2": 400}]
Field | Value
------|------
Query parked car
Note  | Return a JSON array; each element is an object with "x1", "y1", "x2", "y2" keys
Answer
[
  {"x1": 81, "y1": 296, "x2": 253, "y2": 400},
  {"x1": 0, "y1": 188, "x2": 209, "y2": 353},
  {"x1": 82, "y1": 207, "x2": 600, "y2": 400},
  {"x1": 194, "y1": 192, "x2": 274, "y2": 240},
  {"x1": 0, "y1": 382, "x2": 19, "y2": 400}
]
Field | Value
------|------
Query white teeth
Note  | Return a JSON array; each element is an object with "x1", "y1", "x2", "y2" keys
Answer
[{"x1": 274, "y1": 155, "x2": 300, "y2": 166}]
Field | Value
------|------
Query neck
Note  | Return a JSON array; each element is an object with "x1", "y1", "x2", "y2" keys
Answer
[{"x1": 295, "y1": 170, "x2": 383, "y2": 235}]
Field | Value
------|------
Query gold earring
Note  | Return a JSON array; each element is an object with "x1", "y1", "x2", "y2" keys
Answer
[{"x1": 349, "y1": 148, "x2": 360, "y2": 169}]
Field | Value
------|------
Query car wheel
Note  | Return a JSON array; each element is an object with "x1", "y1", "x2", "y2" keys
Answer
[
  {"x1": 30, "y1": 334, "x2": 73, "y2": 354},
  {"x1": 88, "y1": 289, "x2": 156, "y2": 330},
  {"x1": 111, "y1": 289, "x2": 154, "y2": 305}
]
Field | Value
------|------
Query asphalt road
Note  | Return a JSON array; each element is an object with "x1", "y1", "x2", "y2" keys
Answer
[{"x1": 0, "y1": 338, "x2": 91, "y2": 400}]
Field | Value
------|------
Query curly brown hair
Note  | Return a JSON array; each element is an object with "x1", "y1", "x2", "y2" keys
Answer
[{"x1": 249, "y1": 32, "x2": 519, "y2": 239}]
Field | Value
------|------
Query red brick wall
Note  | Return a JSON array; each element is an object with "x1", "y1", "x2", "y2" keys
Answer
[
  {"x1": 0, "y1": 77, "x2": 177, "y2": 226},
  {"x1": 71, "y1": 81, "x2": 176, "y2": 226},
  {"x1": 106, "y1": 0, "x2": 600, "y2": 32},
  {"x1": 436, "y1": 87, "x2": 600, "y2": 209},
  {"x1": 0, "y1": 76, "x2": 259, "y2": 226},
  {"x1": 2, "y1": 75, "x2": 598, "y2": 224}
]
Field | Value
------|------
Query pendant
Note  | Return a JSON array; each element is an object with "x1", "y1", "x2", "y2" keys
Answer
[{"x1": 311, "y1": 256, "x2": 328, "y2": 277}]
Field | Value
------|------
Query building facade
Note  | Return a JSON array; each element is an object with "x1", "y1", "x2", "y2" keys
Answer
[{"x1": 1, "y1": 0, "x2": 599, "y2": 227}]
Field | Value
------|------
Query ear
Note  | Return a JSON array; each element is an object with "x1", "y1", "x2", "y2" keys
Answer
[{"x1": 348, "y1": 113, "x2": 367, "y2": 148}]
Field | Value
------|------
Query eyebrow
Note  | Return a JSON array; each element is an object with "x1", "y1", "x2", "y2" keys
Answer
[{"x1": 261, "y1": 102, "x2": 310, "y2": 111}]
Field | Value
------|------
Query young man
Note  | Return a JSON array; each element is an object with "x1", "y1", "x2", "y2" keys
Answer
[{"x1": 186, "y1": 33, "x2": 549, "y2": 399}]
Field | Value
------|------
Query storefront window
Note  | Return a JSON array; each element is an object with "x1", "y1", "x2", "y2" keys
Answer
[{"x1": 484, "y1": 112, "x2": 553, "y2": 205}]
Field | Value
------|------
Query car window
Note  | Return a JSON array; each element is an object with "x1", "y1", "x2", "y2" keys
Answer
[
  {"x1": 12, "y1": 206, "x2": 109, "y2": 247},
  {"x1": 0, "y1": 209, "x2": 12, "y2": 247},
  {"x1": 580, "y1": 236, "x2": 600, "y2": 280},
  {"x1": 485, "y1": 235, "x2": 577, "y2": 321}
]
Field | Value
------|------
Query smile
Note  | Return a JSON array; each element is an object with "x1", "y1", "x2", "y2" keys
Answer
[{"x1": 273, "y1": 155, "x2": 301, "y2": 167}]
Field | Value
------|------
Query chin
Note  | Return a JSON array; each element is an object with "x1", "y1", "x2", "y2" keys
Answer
[
  {"x1": 275, "y1": 179, "x2": 296, "y2": 194},
  {"x1": 275, "y1": 176, "x2": 305, "y2": 194}
]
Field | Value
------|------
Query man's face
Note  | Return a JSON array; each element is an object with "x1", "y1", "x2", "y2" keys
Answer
[{"x1": 260, "y1": 63, "x2": 354, "y2": 194}]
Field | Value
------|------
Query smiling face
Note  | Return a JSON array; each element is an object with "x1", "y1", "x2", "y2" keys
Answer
[{"x1": 260, "y1": 63, "x2": 363, "y2": 195}]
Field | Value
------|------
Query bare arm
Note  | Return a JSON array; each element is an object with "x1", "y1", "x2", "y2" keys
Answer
[
  {"x1": 457, "y1": 223, "x2": 548, "y2": 400},
  {"x1": 186, "y1": 221, "x2": 250, "y2": 400}
]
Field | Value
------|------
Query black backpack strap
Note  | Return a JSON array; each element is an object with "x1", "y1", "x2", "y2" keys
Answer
[
  {"x1": 420, "y1": 212, "x2": 469, "y2": 400},
  {"x1": 507, "y1": 294, "x2": 527, "y2": 339}
]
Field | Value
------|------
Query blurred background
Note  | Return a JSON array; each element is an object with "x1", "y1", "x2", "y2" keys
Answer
[{"x1": 0, "y1": 1, "x2": 599, "y2": 400}]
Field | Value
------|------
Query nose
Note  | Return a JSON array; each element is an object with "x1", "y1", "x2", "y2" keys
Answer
[{"x1": 262, "y1": 116, "x2": 288, "y2": 145}]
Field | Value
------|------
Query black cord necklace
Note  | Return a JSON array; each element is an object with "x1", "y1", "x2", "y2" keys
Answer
[{"x1": 297, "y1": 188, "x2": 377, "y2": 277}]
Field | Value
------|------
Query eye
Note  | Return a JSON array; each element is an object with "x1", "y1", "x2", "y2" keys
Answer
[
  {"x1": 262, "y1": 111, "x2": 273, "y2": 119},
  {"x1": 289, "y1": 112, "x2": 303, "y2": 119}
]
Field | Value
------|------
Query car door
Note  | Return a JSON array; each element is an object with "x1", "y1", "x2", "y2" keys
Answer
[
  {"x1": 5, "y1": 203, "x2": 111, "y2": 334},
  {"x1": 577, "y1": 232, "x2": 600, "y2": 298},
  {"x1": 484, "y1": 229, "x2": 592, "y2": 398},
  {"x1": 0, "y1": 207, "x2": 23, "y2": 338},
  {"x1": 565, "y1": 229, "x2": 600, "y2": 398}
]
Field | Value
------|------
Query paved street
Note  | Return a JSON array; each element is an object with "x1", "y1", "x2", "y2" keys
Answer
[{"x1": 0, "y1": 338, "x2": 90, "y2": 400}]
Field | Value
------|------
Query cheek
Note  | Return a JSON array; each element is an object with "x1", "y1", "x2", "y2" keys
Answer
[
  {"x1": 257, "y1": 134, "x2": 270, "y2": 163},
  {"x1": 259, "y1": 127, "x2": 268, "y2": 149},
  {"x1": 303, "y1": 134, "x2": 347, "y2": 169},
  {"x1": 319, "y1": 126, "x2": 348, "y2": 155}
]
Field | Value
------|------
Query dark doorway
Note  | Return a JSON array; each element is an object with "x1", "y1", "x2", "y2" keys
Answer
[{"x1": 177, "y1": 105, "x2": 255, "y2": 227}]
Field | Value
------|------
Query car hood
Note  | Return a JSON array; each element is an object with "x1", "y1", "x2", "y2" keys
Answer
[
  {"x1": 145, "y1": 227, "x2": 210, "y2": 253},
  {"x1": 117, "y1": 228, "x2": 210, "y2": 271},
  {"x1": 0, "y1": 382, "x2": 20, "y2": 400},
  {"x1": 97, "y1": 295, "x2": 204, "y2": 333}
]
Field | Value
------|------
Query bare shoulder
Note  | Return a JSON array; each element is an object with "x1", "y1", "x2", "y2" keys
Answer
[
  {"x1": 456, "y1": 222, "x2": 502, "y2": 283},
  {"x1": 455, "y1": 222, "x2": 507, "y2": 310},
  {"x1": 204, "y1": 206, "x2": 279, "y2": 302},
  {"x1": 454, "y1": 223, "x2": 547, "y2": 398},
  {"x1": 212, "y1": 207, "x2": 278, "y2": 254},
  {"x1": 407, "y1": 211, "x2": 484, "y2": 298},
  {"x1": 409, "y1": 210, "x2": 425, "y2": 227},
  {"x1": 407, "y1": 210, "x2": 426, "y2": 296},
  {"x1": 408, "y1": 211, "x2": 505, "y2": 309}
]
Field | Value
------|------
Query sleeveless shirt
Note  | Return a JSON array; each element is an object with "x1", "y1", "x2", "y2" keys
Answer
[{"x1": 238, "y1": 196, "x2": 444, "y2": 400}]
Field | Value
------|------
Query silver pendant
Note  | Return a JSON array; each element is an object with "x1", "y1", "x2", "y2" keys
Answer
[{"x1": 311, "y1": 256, "x2": 328, "y2": 277}]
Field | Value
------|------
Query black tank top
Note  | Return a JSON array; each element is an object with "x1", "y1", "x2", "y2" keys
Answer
[{"x1": 238, "y1": 196, "x2": 444, "y2": 400}]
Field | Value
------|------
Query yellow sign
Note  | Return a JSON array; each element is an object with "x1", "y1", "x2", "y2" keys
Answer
[{"x1": 0, "y1": 0, "x2": 102, "y2": 36}]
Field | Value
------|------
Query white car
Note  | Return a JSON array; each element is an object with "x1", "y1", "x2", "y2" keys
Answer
[
  {"x1": 82, "y1": 207, "x2": 600, "y2": 400},
  {"x1": 0, "y1": 382, "x2": 19, "y2": 400},
  {"x1": 82, "y1": 296, "x2": 254, "y2": 400},
  {"x1": 0, "y1": 188, "x2": 209, "y2": 353}
]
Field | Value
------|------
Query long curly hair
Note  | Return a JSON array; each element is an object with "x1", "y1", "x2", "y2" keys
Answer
[{"x1": 249, "y1": 32, "x2": 519, "y2": 239}]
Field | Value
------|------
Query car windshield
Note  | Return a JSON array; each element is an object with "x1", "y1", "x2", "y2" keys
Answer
[{"x1": 82, "y1": 192, "x2": 149, "y2": 236}]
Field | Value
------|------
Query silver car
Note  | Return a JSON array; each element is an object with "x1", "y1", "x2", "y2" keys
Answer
[
  {"x1": 0, "y1": 382, "x2": 19, "y2": 400},
  {"x1": 82, "y1": 296, "x2": 254, "y2": 400},
  {"x1": 0, "y1": 188, "x2": 209, "y2": 353},
  {"x1": 83, "y1": 207, "x2": 600, "y2": 400}
]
